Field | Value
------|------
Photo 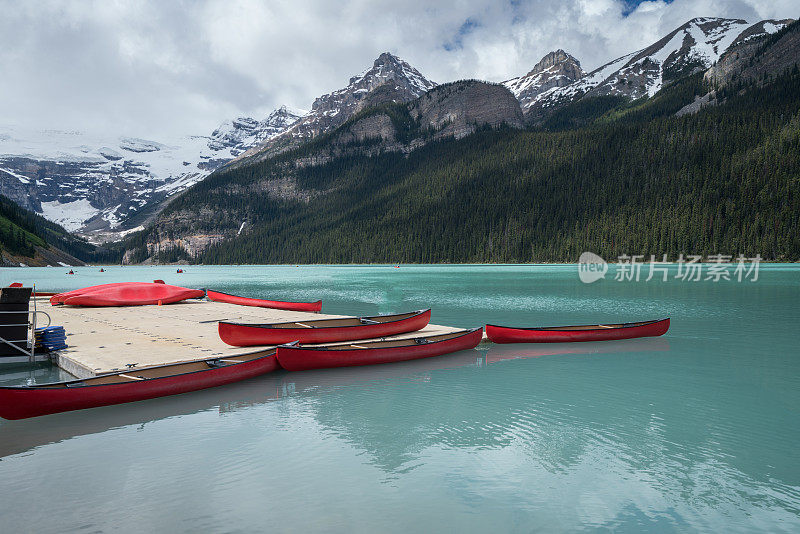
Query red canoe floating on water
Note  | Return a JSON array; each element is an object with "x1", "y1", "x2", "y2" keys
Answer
[
  {"x1": 276, "y1": 327, "x2": 483, "y2": 371},
  {"x1": 0, "y1": 346, "x2": 288, "y2": 420},
  {"x1": 485, "y1": 318, "x2": 670, "y2": 344},
  {"x1": 206, "y1": 289, "x2": 322, "y2": 313},
  {"x1": 219, "y1": 309, "x2": 432, "y2": 346},
  {"x1": 50, "y1": 282, "x2": 205, "y2": 307}
]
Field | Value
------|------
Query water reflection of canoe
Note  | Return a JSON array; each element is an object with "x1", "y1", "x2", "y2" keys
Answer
[
  {"x1": 485, "y1": 318, "x2": 670, "y2": 343},
  {"x1": 277, "y1": 328, "x2": 483, "y2": 371},
  {"x1": 280, "y1": 348, "x2": 482, "y2": 386},
  {"x1": 0, "y1": 351, "x2": 484, "y2": 459},
  {"x1": 207, "y1": 289, "x2": 322, "y2": 313},
  {"x1": 219, "y1": 309, "x2": 431, "y2": 346},
  {"x1": 485, "y1": 337, "x2": 670, "y2": 364},
  {"x1": 0, "y1": 346, "x2": 288, "y2": 420}
]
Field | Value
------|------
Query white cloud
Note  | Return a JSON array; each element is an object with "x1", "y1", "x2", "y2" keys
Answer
[{"x1": 0, "y1": 0, "x2": 795, "y2": 139}]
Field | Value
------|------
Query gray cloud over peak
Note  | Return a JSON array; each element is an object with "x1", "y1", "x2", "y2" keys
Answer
[{"x1": 0, "y1": 0, "x2": 796, "y2": 139}]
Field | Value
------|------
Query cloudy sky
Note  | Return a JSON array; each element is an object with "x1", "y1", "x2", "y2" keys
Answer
[{"x1": 0, "y1": 0, "x2": 796, "y2": 139}]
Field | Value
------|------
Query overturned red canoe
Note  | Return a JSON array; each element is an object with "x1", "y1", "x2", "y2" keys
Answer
[
  {"x1": 207, "y1": 289, "x2": 322, "y2": 313},
  {"x1": 51, "y1": 282, "x2": 133, "y2": 305},
  {"x1": 0, "y1": 347, "x2": 284, "y2": 420},
  {"x1": 276, "y1": 327, "x2": 483, "y2": 371},
  {"x1": 53, "y1": 282, "x2": 205, "y2": 307},
  {"x1": 485, "y1": 318, "x2": 670, "y2": 344},
  {"x1": 50, "y1": 281, "x2": 164, "y2": 306},
  {"x1": 219, "y1": 309, "x2": 431, "y2": 347}
]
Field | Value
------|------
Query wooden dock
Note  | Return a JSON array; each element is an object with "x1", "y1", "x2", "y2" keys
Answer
[{"x1": 38, "y1": 298, "x2": 472, "y2": 378}]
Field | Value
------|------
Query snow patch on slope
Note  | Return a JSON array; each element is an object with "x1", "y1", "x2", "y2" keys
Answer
[
  {"x1": 0, "y1": 166, "x2": 31, "y2": 184},
  {"x1": 40, "y1": 199, "x2": 97, "y2": 231}
]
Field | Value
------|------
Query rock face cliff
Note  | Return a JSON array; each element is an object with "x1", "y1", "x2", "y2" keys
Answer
[
  {"x1": 411, "y1": 81, "x2": 525, "y2": 139},
  {"x1": 309, "y1": 80, "x2": 523, "y2": 160}
]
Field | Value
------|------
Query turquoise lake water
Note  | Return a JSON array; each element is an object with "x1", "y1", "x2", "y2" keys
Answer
[{"x1": 0, "y1": 264, "x2": 798, "y2": 532}]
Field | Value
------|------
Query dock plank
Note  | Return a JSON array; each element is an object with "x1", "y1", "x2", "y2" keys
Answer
[{"x1": 38, "y1": 299, "x2": 462, "y2": 377}]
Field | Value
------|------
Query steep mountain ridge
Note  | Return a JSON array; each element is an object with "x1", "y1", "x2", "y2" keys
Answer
[
  {"x1": 521, "y1": 17, "x2": 791, "y2": 122},
  {"x1": 234, "y1": 53, "x2": 437, "y2": 165},
  {"x1": 299, "y1": 80, "x2": 524, "y2": 163},
  {"x1": 0, "y1": 52, "x2": 434, "y2": 238},
  {"x1": 706, "y1": 19, "x2": 800, "y2": 87}
]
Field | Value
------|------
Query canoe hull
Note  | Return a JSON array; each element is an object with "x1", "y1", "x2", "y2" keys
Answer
[
  {"x1": 53, "y1": 283, "x2": 205, "y2": 307},
  {"x1": 277, "y1": 328, "x2": 483, "y2": 371},
  {"x1": 206, "y1": 290, "x2": 322, "y2": 312},
  {"x1": 219, "y1": 309, "x2": 431, "y2": 346},
  {"x1": 485, "y1": 319, "x2": 670, "y2": 343},
  {"x1": 0, "y1": 354, "x2": 278, "y2": 420},
  {"x1": 51, "y1": 282, "x2": 129, "y2": 305}
]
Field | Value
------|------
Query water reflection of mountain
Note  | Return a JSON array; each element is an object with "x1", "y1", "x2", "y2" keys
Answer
[
  {"x1": 2, "y1": 336, "x2": 797, "y2": 508},
  {"x1": 290, "y1": 339, "x2": 799, "y2": 506},
  {"x1": 284, "y1": 340, "x2": 670, "y2": 473}
]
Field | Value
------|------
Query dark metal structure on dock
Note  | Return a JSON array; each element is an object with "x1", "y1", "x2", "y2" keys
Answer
[{"x1": 0, "y1": 287, "x2": 50, "y2": 364}]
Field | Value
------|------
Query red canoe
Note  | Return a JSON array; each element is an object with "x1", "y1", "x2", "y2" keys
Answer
[
  {"x1": 0, "y1": 346, "x2": 287, "y2": 420},
  {"x1": 276, "y1": 327, "x2": 483, "y2": 371},
  {"x1": 51, "y1": 283, "x2": 134, "y2": 305},
  {"x1": 51, "y1": 282, "x2": 205, "y2": 307},
  {"x1": 207, "y1": 289, "x2": 322, "y2": 313},
  {"x1": 219, "y1": 309, "x2": 432, "y2": 346},
  {"x1": 51, "y1": 282, "x2": 129, "y2": 305},
  {"x1": 485, "y1": 318, "x2": 670, "y2": 344}
]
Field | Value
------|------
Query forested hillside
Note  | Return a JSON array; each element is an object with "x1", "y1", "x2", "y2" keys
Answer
[
  {"x1": 119, "y1": 19, "x2": 800, "y2": 265},
  {"x1": 138, "y1": 65, "x2": 799, "y2": 264},
  {"x1": 0, "y1": 194, "x2": 117, "y2": 265}
]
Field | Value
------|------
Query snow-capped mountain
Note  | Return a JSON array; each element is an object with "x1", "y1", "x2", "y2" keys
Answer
[
  {"x1": 237, "y1": 52, "x2": 436, "y2": 164},
  {"x1": 208, "y1": 106, "x2": 306, "y2": 155},
  {"x1": 519, "y1": 17, "x2": 792, "y2": 121},
  {"x1": 3, "y1": 19, "x2": 791, "y2": 238},
  {"x1": 0, "y1": 52, "x2": 434, "y2": 236},
  {"x1": 0, "y1": 106, "x2": 304, "y2": 236},
  {"x1": 503, "y1": 50, "x2": 584, "y2": 110}
]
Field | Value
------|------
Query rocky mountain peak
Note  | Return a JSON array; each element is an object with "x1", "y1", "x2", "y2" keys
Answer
[
  {"x1": 532, "y1": 49, "x2": 582, "y2": 75},
  {"x1": 263, "y1": 106, "x2": 307, "y2": 128},
  {"x1": 338, "y1": 52, "x2": 436, "y2": 103},
  {"x1": 503, "y1": 49, "x2": 584, "y2": 110},
  {"x1": 236, "y1": 53, "x2": 437, "y2": 164},
  {"x1": 208, "y1": 106, "x2": 304, "y2": 154}
]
